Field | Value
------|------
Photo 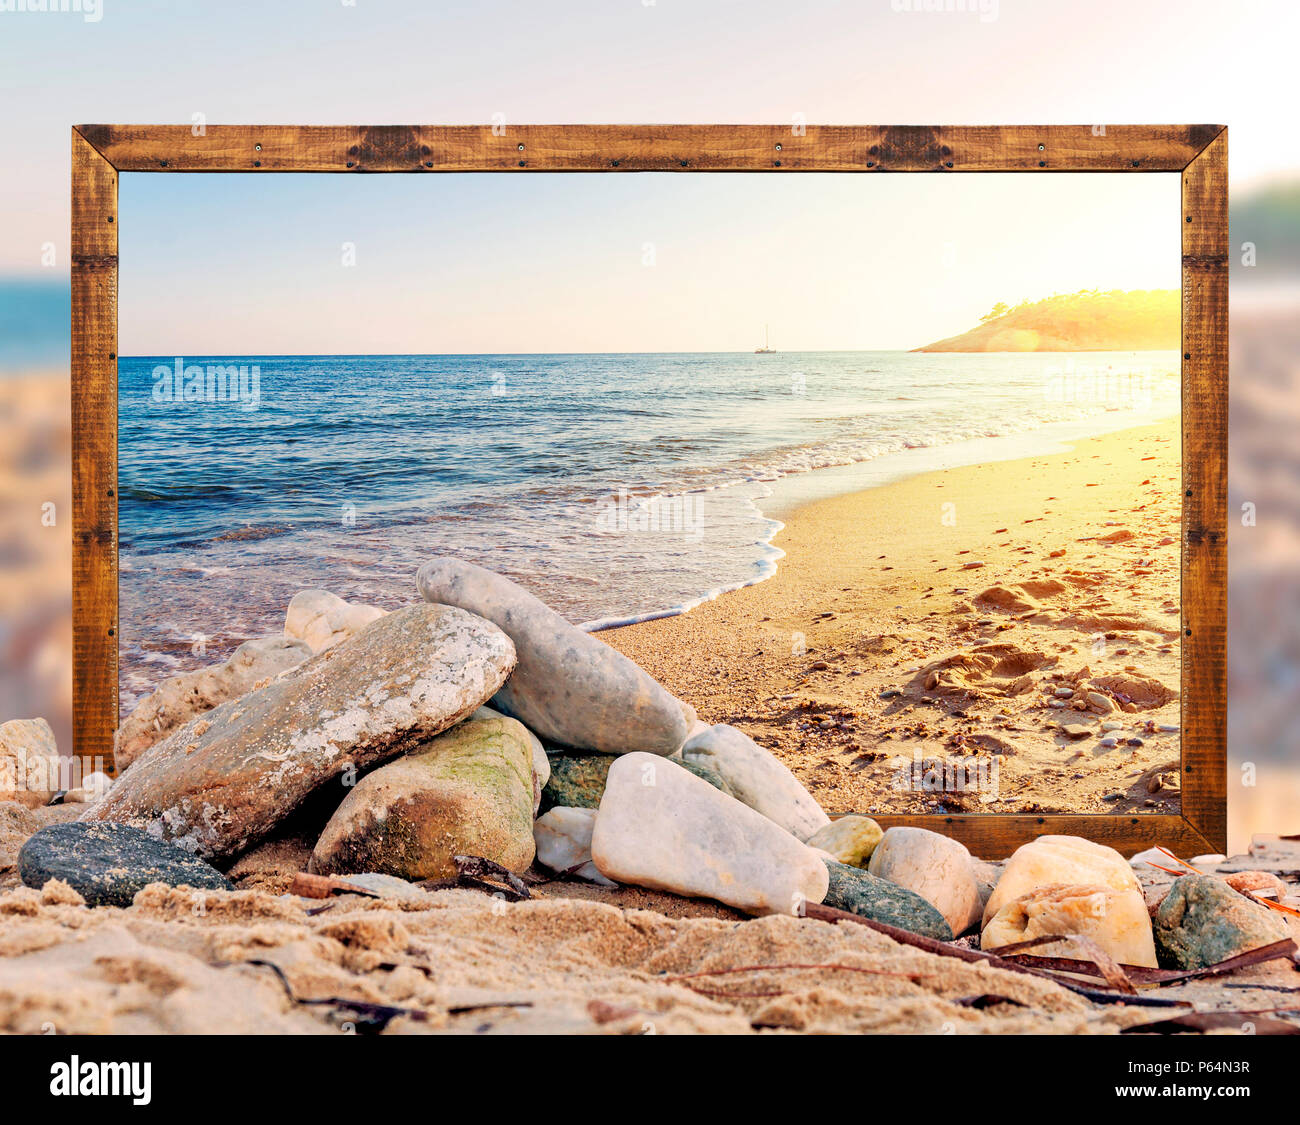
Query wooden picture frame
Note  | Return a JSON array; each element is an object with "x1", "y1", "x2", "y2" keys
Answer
[{"x1": 71, "y1": 123, "x2": 1227, "y2": 856}]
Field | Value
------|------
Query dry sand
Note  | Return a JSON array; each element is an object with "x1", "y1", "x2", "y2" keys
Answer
[
  {"x1": 3, "y1": 802, "x2": 1297, "y2": 1035},
  {"x1": 0, "y1": 876, "x2": 1128, "y2": 1036},
  {"x1": 603, "y1": 419, "x2": 1184, "y2": 819},
  {"x1": 3, "y1": 805, "x2": 1109, "y2": 1035}
]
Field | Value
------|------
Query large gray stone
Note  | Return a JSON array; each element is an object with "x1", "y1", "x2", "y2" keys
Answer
[
  {"x1": 680, "y1": 724, "x2": 829, "y2": 842},
  {"x1": 84, "y1": 605, "x2": 516, "y2": 862},
  {"x1": 416, "y1": 558, "x2": 688, "y2": 756},
  {"x1": 115, "y1": 636, "x2": 313, "y2": 771}
]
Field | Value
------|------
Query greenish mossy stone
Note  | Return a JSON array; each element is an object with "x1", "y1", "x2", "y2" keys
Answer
[
  {"x1": 311, "y1": 717, "x2": 536, "y2": 881},
  {"x1": 540, "y1": 752, "x2": 731, "y2": 814},
  {"x1": 1154, "y1": 873, "x2": 1290, "y2": 970}
]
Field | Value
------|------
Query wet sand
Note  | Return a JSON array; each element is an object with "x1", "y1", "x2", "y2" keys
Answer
[{"x1": 603, "y1": 419, "x2": 1184, "y2": 817}]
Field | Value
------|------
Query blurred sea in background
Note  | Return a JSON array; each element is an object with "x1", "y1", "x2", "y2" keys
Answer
[{"x1": 2, "y1": 184, "x2": 1298, "y2": 851}]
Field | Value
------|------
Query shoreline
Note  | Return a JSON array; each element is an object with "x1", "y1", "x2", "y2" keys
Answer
[
  {"x1": 581, "y1": 407, "x2": 1180, "y2": 635},
  {"x1": 600, "y1": 417, "x2": 1184, "y2": 817}
]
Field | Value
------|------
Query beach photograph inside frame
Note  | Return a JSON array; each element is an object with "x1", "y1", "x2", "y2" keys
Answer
[{"x1": 115, "y1": 169, "x2": 1184, "y2": 819}]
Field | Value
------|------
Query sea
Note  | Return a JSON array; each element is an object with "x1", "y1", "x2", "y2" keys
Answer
[{"x1": 117, "y1": 350, "x2": 1180, "y2": 713}]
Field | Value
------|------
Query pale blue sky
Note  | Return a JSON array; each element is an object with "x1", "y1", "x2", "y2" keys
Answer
[{"x1": 117, "y1": 170, "x2": 1179, "y2": 353}]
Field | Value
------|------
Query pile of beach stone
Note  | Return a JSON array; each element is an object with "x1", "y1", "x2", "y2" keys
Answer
[{"x1": 8, "y1": 559, "x2": 1293, "y2": 970}]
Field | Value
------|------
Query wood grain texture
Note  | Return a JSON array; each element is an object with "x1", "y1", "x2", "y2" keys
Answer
[
  {"x1": 76, "y1": 123, "x2": 1222, "y2": 173},
  {"x1": 71, "y1": 129, "x2": 119, "y2": 776},
  {"x1": 868, "y1": 816, "x2": 1216, "y2": 861},
  {"x1": 1180, "y1": 129, "x2": 1229, "y2": 854},
  {"x1": 69, "y1": 122, "x2": 1228, "y2": 852}
]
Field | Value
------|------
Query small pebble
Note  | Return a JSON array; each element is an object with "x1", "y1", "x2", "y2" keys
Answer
[{"x1": 1087, "y1": 691, "x2": 1115, "y2": 714}]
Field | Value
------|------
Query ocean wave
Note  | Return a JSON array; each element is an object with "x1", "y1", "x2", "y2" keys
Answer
[{"x1": 116, "y1": 350, "x2": 1180, "y2": 711}]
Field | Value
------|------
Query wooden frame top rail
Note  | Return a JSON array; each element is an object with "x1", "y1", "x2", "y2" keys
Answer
[
  {"x1": 70, "y1": 122, "x2": 1228, "y2": 856},
  {"x1": 76, "y1": 123, "x2": 1224, "y2": 173}
]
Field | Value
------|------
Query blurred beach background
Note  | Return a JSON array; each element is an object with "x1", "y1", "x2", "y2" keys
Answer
[{"x1": 1, "y1": 0, "x2": 1298, "y2": 851}]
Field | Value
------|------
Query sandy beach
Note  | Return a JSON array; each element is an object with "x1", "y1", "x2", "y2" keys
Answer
[
  {"x1": 3, "y1": 801, "x2": 1296, "y2": 1035},
  {"x1": 603, "y1": 419, "x2": 1184, "y2": 817}
]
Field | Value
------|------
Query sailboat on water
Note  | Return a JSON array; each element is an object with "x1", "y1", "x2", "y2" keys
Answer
[{"x1": 755, "y1": 325, "x2": 776, "y2": 353}]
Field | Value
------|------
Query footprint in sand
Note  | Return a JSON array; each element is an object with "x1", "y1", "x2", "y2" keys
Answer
[{"x1": 973, "y1": 585, "x2": 1039, "y2": 614}]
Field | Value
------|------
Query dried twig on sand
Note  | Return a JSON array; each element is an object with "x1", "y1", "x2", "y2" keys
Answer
[
  {"x1": 660, "y1": 960, "x2": 926, "y2": 1001},
  {"x1": 289, "y1": 872, "x2": 380, "y2": 900},
  {"x1": 1121, "y1": 1010, "x2": 1300, "y2": 1036},
  {"x1": 235, "y1": 958, "x2": 533, "y2": 1032},
  {"x1": 1005, "y1": 938, "x2": 1298, "y2": 988},
  {"x1": 418, "y1": 855, "x2": 532, "y2": 902}
]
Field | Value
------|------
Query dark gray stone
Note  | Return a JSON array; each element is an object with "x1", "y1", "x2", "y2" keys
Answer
[
  {"x1": 821, "y1": 860, "x2": 953, "y2": 940},
  {"x1": 18, "y1": 821, "x2": 232, "y2": 907}
]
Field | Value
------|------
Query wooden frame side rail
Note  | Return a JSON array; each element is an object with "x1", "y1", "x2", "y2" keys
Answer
[{"x1": 71, "y1": 123, "x2": 1228, "y2": 856}]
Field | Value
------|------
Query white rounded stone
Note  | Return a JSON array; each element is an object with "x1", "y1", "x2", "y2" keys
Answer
[
  {"x1": 590, "y1": 752, "x2": 829, "y2": 916},
  {"x1": 867, "y1": 826, "x2": 981, "y2": 936},
  {"x1": 284, "y1": 589, "x2": 387, "y2": 655},
  {"x1": 533, "y1": 806, "x2": 615, "y2": 886},
  {"x1": 982, "y1": 882, "x2": 1159, "y2": 968},
  {"x1": 983, "y1": 834, "x2": 1142, "y2": 928}
]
